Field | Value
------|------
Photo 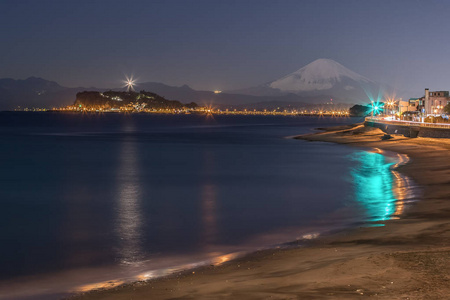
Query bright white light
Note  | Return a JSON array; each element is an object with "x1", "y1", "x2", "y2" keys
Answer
[{"x1": 123, "y1": 75, "x2": 136, "y2": 92}]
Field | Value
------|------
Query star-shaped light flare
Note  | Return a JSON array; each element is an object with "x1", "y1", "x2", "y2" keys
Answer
[{"x1": 124, "y1": 75, "x2": 136, "y2": 92}]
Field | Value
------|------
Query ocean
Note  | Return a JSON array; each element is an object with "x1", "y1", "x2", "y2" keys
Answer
[{"x1": 0, "y1": 112, "x2": 414, "y2": 299}]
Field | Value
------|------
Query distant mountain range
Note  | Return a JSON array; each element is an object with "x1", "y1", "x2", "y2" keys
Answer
[
  {"x1": 0, "y1": 77, "x2": 88, "y2": 111},
  {"x1": 0, "y1": 59, "x2": 398, "y2": 111}
]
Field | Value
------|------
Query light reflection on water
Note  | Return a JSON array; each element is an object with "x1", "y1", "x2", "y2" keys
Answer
[
  {"x1": 350, "y1": 150, "x2": 413, "y2": 222},
  {"x1": 201, "y1": 150, "x2": 218, "y2": 249},
  {"x1": 0, "y1": 114, "x2": 421, "y2": 299},
  {"x1": 75, "y1": 149, "x2": 418, "y2": 295},
  {"x1": 131, "y1": 252, "x2": 243, "y2": 283},
  {"x1": 115, "y1": 136, "x2": 144, "y2": 264},
  {"x1": 76, "y1": 279, "x2": 125, "y2": 292}
]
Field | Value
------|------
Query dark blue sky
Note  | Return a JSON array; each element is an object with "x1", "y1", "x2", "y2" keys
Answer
[{"x1": 1, "y1": 0, "x2": 449, "y2": 95}]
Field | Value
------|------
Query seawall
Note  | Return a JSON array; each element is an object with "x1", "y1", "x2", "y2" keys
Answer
[{"x1": 365, "y1": 118, "x2": 450, "y2": 138}]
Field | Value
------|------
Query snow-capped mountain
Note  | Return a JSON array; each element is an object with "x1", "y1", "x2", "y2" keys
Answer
[
  {"x1": 269, "y1": 58, "x2": 373, "y2": 92},
  {"x1": 231, "y1": 59, "x2": 384, "y2": 104}
]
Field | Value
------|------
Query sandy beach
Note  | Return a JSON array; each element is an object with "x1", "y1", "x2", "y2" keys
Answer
[{"x1": 72, "y1": 124, "x2": 450, "y2": 300}]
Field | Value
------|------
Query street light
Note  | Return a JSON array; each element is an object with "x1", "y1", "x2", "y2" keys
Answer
[
  {"x1": 386, "y1": 100, "x2": 395, "y2": 118},
  {"x1": 371, "y1": 100, "x2": 383, "y2": 118}
]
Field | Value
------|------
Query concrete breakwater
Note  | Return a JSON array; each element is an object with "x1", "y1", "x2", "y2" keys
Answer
[{"x1": 365, "y1": 117, "x2": 450, "y2": 138}]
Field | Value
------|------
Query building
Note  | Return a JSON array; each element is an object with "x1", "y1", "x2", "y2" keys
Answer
[
  {"x1": 422, "y1": 88, "x2": 450, "y2": 115},
  {"x1": 408, "y1": 97, "x2": 422, "y2": 112},
  {"x1": 398, "y1": 100, "x2": 409, "y2": 114}
]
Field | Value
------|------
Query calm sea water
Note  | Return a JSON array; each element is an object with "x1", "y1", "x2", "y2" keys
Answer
[{"x1": 0, "y1": 113, "x2": 414, "y2": 299}]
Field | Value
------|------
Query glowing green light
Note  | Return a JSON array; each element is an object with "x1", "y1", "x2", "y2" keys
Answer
[
  {"x1": 350, "y1": 151, "x2": 397, "y2": 222},
  {"x1": 79, "y1": 104, "x2": 82, "y2": 108},
  {"x1": 369, "y1": 101, "x2": 384, "y2": 115}
]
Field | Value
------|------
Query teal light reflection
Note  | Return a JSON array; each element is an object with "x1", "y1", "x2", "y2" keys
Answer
[{"x1": 350, "y1": 151, "x2": 397, "y2": 222}]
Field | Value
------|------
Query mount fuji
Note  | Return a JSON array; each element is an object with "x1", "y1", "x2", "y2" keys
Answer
[{"x1": 230, "y1": 59, "x2": 385, "y2": 104}]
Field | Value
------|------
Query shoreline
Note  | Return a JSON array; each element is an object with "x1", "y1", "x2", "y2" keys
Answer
[{"x1": 71, "y1": 124, "x2": 450, "y2": 299}]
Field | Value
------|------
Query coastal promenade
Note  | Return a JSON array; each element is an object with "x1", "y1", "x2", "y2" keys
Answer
[{"x1": 365, "y1": 116, "x2": 450, "y2": 138}]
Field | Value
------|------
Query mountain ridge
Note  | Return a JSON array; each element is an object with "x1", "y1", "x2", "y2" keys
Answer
[{"x1": 0, "y1": 60, "x2": 402, "y2": 110}]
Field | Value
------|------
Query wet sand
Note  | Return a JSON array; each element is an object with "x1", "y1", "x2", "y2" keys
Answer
[{"x1": 72, "y1": 124, "x2": 450, "y2": 300}]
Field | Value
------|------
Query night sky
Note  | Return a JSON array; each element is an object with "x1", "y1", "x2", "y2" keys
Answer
[{"x1": 1, "y1": 0, "x2": 449, "y2": 94}]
